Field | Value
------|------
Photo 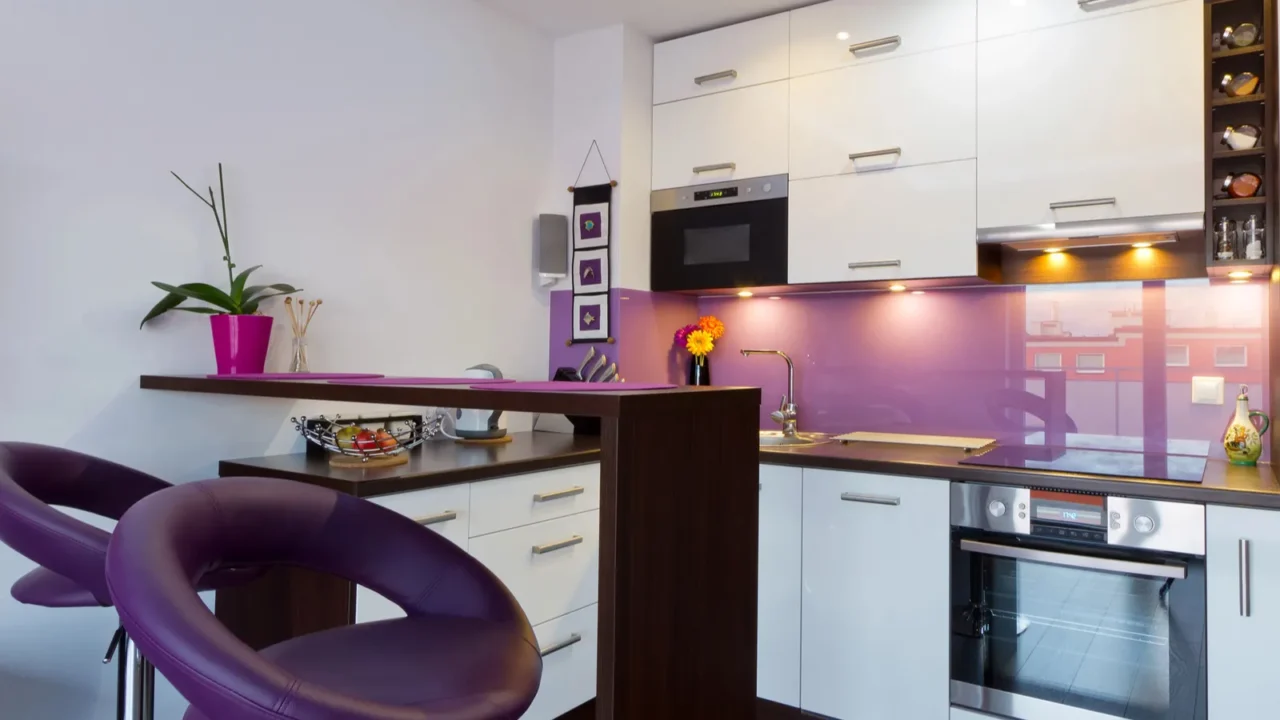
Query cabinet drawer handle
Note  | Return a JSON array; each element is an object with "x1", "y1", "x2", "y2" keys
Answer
[
  {"x1": 841, "y1": 492, "x2": 900, "y2": 507},
  {"x1": 540, "y1": 632, "x2": 583, "y2": 657},
  {"x1": 849, "y1": 147, "x2": 902, "y2": 162},
  {"x1": 534, "y1": 486, "x2": 585, "y2": 503},
  {"x1": 693, "y1": 162, "x2": 737, "y2": 174},
  {"x1": 1049, "y1": 197, "x2": 1116, "y2": 210},
  {"x1": 1240, "y1": 538, "x2": 1252, "y2": 617},
  {"x1": 414, "y1": 510, "x2": 458, "y2": 527},
  {"x1": 694, "y1": 69, "x2": 738, "y2": 85},
  {"x1": 849, "y1": 35, "x2": 901, "y2": 54},
  {"x1": 848, "y1": 260, "x2": 902, "y2": 270},
  {"x1": 533, "y1": 535, "x2": 584, "y2": 555}
]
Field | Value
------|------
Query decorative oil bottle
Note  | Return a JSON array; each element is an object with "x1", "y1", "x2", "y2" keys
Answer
[{"x1": 1223, "y1": 385, "x2": 1271, "y2": 466}]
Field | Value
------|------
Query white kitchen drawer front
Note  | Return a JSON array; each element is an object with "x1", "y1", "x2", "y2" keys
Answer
[
  {"x1": 979, "y1": 0, "x2": 1178, "y2": 40},
  {"x1": 976, "y1": 0, "x2": 1202, "y2": 229},
  {"x1": 791, "y1": 0, "x2": 976, "y2": 77},
  {"x1": 654, "y1": 12, "x2": 790, "y2": 105},
  {"x1": 469, "y1": 510, "x2": 600, "y2": 627},
  {"x1": 469, "y1": 463, "x2": 599, "y2": 538},
  {"x1": 522, "y1": 604, "x2": 598, "y2": 720},
  {"x1": 356, "y1": 482, "x2": 472, "y2": 624},
  {"x1": 791, "y1": 43, "x2": 975, "y2": 181},
  {"x1": 789, "y1": 160, "x2": 977, "y2": 285},
  {"x1": 652, "y1": 81, "x2": 790, "y2": 191}
]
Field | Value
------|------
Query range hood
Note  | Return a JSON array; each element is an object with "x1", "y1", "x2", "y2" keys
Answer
[{"x1": 977, "y1": 212, "x2": 1204, "y2": 250}]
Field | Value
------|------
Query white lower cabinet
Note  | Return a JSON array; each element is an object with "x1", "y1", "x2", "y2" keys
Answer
[
  {"x1": 758, "y1": 464, "x2": 802, "y2": 708},
  {"x1": 1207, "y1": 505, "x2": 1280, "y2": 719},
  {"x1": 522, "y1": 604, "x2": 598, "y2": 720},
  {"x1": 800, "y1": 469, "x2": 951, "y2": 720}
]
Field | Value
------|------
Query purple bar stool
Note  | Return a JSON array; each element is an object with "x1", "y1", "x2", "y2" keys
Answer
[
  {"x1": 0, "y1": 442, "x2": 251, "y2": 720},
  {"x1": 106, "y1": 476, "x2": 543, "y2": 720}
]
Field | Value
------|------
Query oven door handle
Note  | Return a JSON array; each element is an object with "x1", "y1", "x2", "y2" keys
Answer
[{"x1": 959, "y1": 539, "x2": 1187, "y2": 580}]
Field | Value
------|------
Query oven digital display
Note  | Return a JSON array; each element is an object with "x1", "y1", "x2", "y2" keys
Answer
[
  {"x1": 694, "y1": 187, "x2": 739, "y2": 202},
  {"x1": 1030, "y1": 490, "x2": 1105, "y2": 528},
  {"x1": 1034, "y1": 506, "x2": 1103, "y2": 527}
]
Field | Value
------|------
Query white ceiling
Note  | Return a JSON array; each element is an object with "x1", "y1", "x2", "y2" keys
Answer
[{"x1": 479, "y1": 0, "x2": 822, "y2": 40}]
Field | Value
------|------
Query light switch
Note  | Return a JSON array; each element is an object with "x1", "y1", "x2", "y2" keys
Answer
[{"x1": 1192, "y1": 376, "x2": 1225, "y2": 406}]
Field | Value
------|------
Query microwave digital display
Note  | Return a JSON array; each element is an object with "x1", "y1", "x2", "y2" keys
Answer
[
  {"x1": 1031, "y1": 489, "x2": 1105, "y2": 528},
  {"x1": 694, "y1": 187, "x2": 739, "y2": 202}
]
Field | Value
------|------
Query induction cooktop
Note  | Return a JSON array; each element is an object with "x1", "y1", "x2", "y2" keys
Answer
[{"x1": 959, "y1": 445, "x2": 1208, "y2": 484}]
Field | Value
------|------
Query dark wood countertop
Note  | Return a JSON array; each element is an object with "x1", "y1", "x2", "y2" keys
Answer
[
  {"x1": 762, "y1": 441, "x2": 1280, "y2": 510},
  {"x1": 220, "y1": 431, "x2": 602, "y2": 498}
]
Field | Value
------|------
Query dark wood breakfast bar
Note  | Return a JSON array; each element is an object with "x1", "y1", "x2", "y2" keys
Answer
[{"x1": 139, "y1": 376, "x2": 762, "y2": 720}]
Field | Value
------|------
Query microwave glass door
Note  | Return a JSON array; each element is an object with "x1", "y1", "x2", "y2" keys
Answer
[{"x1": 650, "y1": 197, "x2": 787, "y2": 292}]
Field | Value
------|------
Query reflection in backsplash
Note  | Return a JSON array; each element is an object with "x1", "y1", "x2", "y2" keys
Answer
[{"x1": 700, "y1": 279, "x2": 1269, "y2": 461}]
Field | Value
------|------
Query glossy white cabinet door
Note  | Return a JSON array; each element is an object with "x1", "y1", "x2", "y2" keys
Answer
[
  {"x1": 801, "y1": 469, "x2": 950, "y2": 720},
  {"x1": 1207, "y1": 505, "x2": 1280, "y2": 720},
  {"x1": 979, "y1": 0, "x2": 1178, "y2": 40},
  {"x1": 758, "y1": 464, "x2": 802, "y2": 708},
  {"x1": 791, "y1": 43, "x2": 975, "y2": 181},
  {"x1": 652, "y1": 82, "x2": 789, "y2": 191},
  {"x1": 976, "y1": 0, "x2": 1202, "y2": 229},
  {"x1": 789, "y1": 160, "x2": 977, "y2": 284},
  {"x1": 791, "y1": 0, "x2": 976, "y2": 77},
  {"x1": 654, "y1": 13, "x2": 790, "y2": 105},
  {"x1": 522, "y1": 604, "x2": 598, "y2": 720}
]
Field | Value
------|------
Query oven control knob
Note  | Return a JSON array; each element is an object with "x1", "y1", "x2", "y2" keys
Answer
[
  {"x1": 1134, "y1": 516, "x2": 1156, "y2": 534},
  {"x1": 988, "y1": 500, "x2": 1007, "y2": 518},
  {"x1": 763, "y1": 182, "x2": 773, "y2": 193}
]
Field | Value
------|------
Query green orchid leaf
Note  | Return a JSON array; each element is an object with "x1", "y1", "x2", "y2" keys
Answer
[
  {"x1": 139, "y1": 292, "x2": 186, "y2": 328},
  {"x1": 243, "y1": 284, "x2": 302, "y2": 303},
  {"x1": 230, "y1": 265, "x2": 262, "y2": 304},
  {"x1": 241, "y1": 301, "x2": 260, "y2": 315},
  {"x1": 152, "y1": 282, "x2": 240, "y2": 313},
  {"x1": 173, "y1": 307, "x2": 224, "y2": 315}
]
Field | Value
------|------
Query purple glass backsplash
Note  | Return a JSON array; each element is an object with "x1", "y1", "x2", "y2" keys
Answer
[
  {"x1": 698, "y1": 280, "x2": 1270, "y2": 461},
  {"x1": 548, "y1": 289, "x2": 697, "y2": 384}
]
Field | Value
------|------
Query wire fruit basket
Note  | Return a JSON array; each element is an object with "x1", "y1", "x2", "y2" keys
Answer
[{"x1": 291, "y1": 415, "x2": 442, "y2": 468}]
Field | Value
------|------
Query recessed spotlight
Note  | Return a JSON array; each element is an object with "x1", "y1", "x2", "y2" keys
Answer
[
  {"x1": 889, "y1": 284, "x2": 907, "y2": 292},
  {"x1": 1228, "y1": 271, "x2": 1254, "y2": 280},
  {"x1": 768, "y1": 296, "x2": 782, "y2": 301},
  {"x1": 837, "y1": 31, "x2": 850, "y2": 41},
  {"x1": 1044, "y1": 248, "x2": 1064, "y2": 254},
  {"x1": 1132, "y1": 242, "x2": 1153, "y2": 249},
  {"x1": 911, "y1": 290, "x2": 926, "y2": 295},
  {"x1": 737, "y1": 290, "x2": 754, "y2": 298},
  {"x1": 1231, "y1": 279, "x2": 1249, "y2": 285}
]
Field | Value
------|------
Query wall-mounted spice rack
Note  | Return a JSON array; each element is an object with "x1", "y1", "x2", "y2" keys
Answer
[{"x1": 1205, "y1": 0, "x2": 1277, "y2": 277}]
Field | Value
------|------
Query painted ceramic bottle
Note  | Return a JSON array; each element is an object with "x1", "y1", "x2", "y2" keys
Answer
[{"x1": 1223, "y1": 385, "x2": 1271, "y2": 466}]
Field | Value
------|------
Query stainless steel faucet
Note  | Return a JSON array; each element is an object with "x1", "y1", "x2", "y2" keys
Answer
[{"x1": 741, "y1": 349, "x2": 798, "y2": 437}]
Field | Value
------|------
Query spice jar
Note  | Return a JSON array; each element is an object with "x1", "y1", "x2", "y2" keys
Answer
[
  {"x1": 1217, "y1": 218, "x2": 1240, "y2": 261},
  {"x1": 1222, "y1": 124, "x2": 1262, "y2": 151},
  {"x1": 1221, "y1": 72, "x2": 1261, "y2": 98},
  {"x1": 1243, "y1": 215, "x2": 1267, "y2": 261},
  {"x1": 1223, "y1": 23, "x2": 1260, "y2": 48},
  {"x1": 1222, "y1": 172, "x2": 1264, "y2": 199}
]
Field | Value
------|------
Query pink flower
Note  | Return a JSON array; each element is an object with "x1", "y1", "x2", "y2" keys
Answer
[{"x1": 674, "y1": 323, "x2": 698, "y2": 347}]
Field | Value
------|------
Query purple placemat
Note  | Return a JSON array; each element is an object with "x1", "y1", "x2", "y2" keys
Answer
[
  {"x1": 331, "y1": 377, "x2": 518, "y2": 386},
  {"x1": 205, "y1": 373, "x2": 386, "y2": 381},
  {"x1": 473, "y1": 381, "x2": 678, "y2": 392}
]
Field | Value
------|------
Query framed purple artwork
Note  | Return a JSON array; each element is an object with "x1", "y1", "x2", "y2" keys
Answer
[
  {"x1": 572, "y1": 293, "x2": 609, "y2": 342},
  {"x1": 573, "y1": 202, "x2": 609, "y2": 249},
  {"x1": 573, "y1": 248, "x2": 609, "y2": 293}
]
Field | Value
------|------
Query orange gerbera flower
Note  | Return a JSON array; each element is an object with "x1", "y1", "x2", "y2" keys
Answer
[{"x1": 698, "y1": 315, "x2": 725, "y2": 340}]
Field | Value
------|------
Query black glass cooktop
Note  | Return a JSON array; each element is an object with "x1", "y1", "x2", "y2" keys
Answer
[{"x1": 960, "y1": 445, "x2": 1208, "y2": 484}]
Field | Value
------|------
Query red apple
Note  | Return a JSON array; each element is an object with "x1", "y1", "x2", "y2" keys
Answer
[{"x1": 354, "y1": 429, "x2": 378, "y2": 452}]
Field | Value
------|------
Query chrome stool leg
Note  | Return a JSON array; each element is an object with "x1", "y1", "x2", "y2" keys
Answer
[{"x1": 106, "y1": 626, "x2": 156, "y2": 720}]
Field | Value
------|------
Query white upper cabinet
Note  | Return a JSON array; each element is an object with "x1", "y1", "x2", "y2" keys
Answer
[
  {"x1": 979, "y1": 0, "x2": 1179, "y2": 40},
  {"x1": 654, "y1": 13, "x2": 790, "y2": 105},
  {"x1": 791, "y1": 0, "x2": 977, "y2": 77},
  {"x1": 791, "y1": 43, "x2": 975, "y2": 181},
  {"x1": 976, "y1": 0, "x2": 1203, "y2": 229},
  {"x1": 789, "y1": 159, "x2": 977, "y2": 284},
  {"x1": 652, "y1": 81, "x2": 789, "y2": 191}
]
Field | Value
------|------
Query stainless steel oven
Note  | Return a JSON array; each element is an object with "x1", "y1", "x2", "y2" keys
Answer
[
  {"x1": 650, "y1": 174, "x2": 788, "y2": 292},
  {"x1": 951, "y1": 483, "x2": 1207, "y2": 720}
]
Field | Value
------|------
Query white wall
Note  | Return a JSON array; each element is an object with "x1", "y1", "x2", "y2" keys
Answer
[{"x1": 0, "y1": 1, "x2": 552, "y2": 717}]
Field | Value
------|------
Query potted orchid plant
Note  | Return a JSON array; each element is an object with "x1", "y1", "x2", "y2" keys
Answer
[
  {"x1": 139, "y1": 164, "x2": 301, "y2": 375},
  {"x1": 674, "y1": 315, "x2": 725, "y2": 386}
]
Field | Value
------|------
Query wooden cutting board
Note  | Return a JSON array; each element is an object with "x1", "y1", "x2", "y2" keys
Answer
[{"x1": 834, "y1": 432, "x2": 996, "y2": 452}]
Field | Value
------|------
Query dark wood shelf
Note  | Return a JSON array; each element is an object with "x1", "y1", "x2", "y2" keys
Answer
[
  {"x1": 1214, "y1": 147, "x2": 1268, "y2": 158},
  {"x1": 1213, "y1": 44, "x2": 1266, "y2": 59},
  {"x1": 1214, "y1": 196, "x2": 1268, "y2": 207},
  {"x1": 1213, "y1": 93, "x2": 1267, "y2": 107}
]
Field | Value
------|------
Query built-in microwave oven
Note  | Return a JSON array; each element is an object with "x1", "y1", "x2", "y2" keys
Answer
[{"x1": 650, "y1": 174, "x2": 788, "y2": 292}]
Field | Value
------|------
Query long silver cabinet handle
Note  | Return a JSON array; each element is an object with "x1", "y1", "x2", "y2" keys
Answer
[
  {"x1": 841, "y1": 492, "x2": 901, "y2": 507},
  {"x1": 1240, "y1": 538, "x2": 1252, "y2": 617},
  {"x1": 693, "y1": 162, "x2": 737, "y2": 174},
  {"x1": 848, "y1": 260, "x2": 902, "y2": 270},
  {"x1": 414, "y1": 511, "x2": 458, "y2": 527},
  {"x1": 694, "y1": 69, "x2": 738, "y2": 85},
  {"x1": 1050, "y1": 197, "x2": 1116, "y2": 210},
  {"x1": 532, "y1": 535, "x2": 584, "y2": 555},
  {"x1": 534, "y1": 486, "x2": 585, "y2": 503},
  {"x1": 961, "y1": 539, "x2": 1186, "y2": 580},
  {"x1": 849, "y1": 147, "x2": 902, "y2": 162},
  {"x1": 540, "y1": 633, "x2": 583, "y2": 657},
  {"x1": 849, "y1": 35, "x2": 901, "y2": 54}
]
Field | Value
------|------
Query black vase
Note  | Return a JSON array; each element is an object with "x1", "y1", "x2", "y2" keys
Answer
[{"x1": 688, "y1": 356, "x2": 711, "y2": 386}]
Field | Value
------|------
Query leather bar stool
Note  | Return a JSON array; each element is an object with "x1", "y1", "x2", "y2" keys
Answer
[
  {"x1": 105, "y1": 476, "x2": 542, "y2": 720},
  {"x1": 0, "y1": 442, "x2": 252, "y2": 720}
]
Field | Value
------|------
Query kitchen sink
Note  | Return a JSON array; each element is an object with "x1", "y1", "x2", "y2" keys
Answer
[{"x1": 758, "y1": 431, "x2": 833, "y2": 448}]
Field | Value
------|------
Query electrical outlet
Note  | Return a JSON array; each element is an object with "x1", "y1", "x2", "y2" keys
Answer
[{"x1": 1192, "y1": 377, "x2": 1225, "y2": 406}]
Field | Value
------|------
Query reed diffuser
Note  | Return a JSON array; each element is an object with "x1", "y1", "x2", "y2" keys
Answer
[{"x1": 285, "y1": 297, "x2": 322, "y2": 373}]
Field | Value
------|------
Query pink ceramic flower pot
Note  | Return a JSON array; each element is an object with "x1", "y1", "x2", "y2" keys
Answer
[{"x1": 210, "y1": 315, "x2": 273, "y2": 375}]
